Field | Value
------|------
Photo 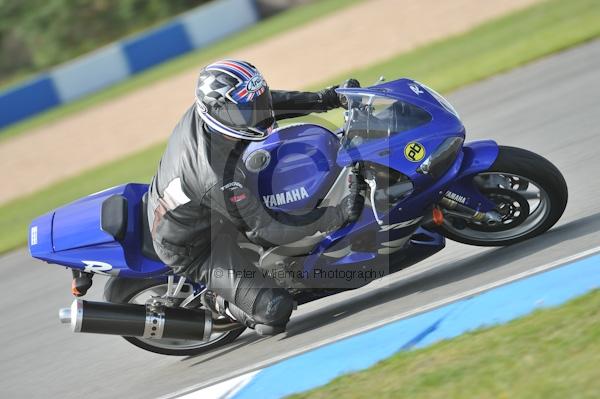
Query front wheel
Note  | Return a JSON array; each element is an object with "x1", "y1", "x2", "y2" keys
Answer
[
  {"x1": 440, "y1": 146, "x2": 568, "y2": 246},
  {"x1": 104, "y1": 277, "x2": 246, "y2": 356}
]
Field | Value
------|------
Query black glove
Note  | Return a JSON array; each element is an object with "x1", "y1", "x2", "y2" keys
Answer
[
  {"x1": 339, "y1": 78, "x2": 361, "y2": 109},
  {"x1": 318, "y1": 85, "x2": 341, "y2": 109},
  {"x1": 339, "y1": 194, "x2": 364, "y2": 224},
  {"x1": 339, "y1": 172, "x2": 366, "y2": 223},
  {"x1": 318, "y1": 79, "x2": 361, "y2": 109}
]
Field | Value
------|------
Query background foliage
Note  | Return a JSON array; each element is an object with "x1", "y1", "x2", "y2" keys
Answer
[{"x1": 0, "y1": 0, "x2": 208, "y2": 85}]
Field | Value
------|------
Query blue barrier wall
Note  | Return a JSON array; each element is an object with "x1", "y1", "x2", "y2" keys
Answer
[
  {"x1": 0, "y1": 0, "x2": 259, "y2": 130},
  {"x1": 51, "y1": 45, "x2": 131, "y2": 103},
  {"x1": 123, "y1": 22, "x2": 194, "y2": 74},
  {"x1": 0, "y1": 76, "x2": 61, "y2": 128}
]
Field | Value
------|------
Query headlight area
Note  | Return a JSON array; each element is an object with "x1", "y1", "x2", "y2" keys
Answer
[{"x1": 416, "y1": 137, "x2": 464, "y2": 179}]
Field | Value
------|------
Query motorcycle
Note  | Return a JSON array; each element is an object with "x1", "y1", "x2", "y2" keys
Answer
[{"x1": 28, "y1": 78, "x2": 568, "y2": 356}]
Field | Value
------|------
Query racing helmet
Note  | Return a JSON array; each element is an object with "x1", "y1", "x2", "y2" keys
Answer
[{"x1": 195, "y1": 60, "x2": 275, "y2": 141}]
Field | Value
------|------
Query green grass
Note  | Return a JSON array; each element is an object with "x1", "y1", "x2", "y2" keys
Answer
[
  {"x1": 0, "y1": 0, "x2": 362, "y2": 142},
  {"x1": 297, "y1": 0, "x2": 600, "y2": 128},
  {"x1": 289, "y1": 289, "x2": 600, "y2": 399},
  {"x1": 319, "y1": 0, "x2": 600, "y2": 93},
  {"x1": 1, "y1": 0, "x2": 600, "y2": 254}
]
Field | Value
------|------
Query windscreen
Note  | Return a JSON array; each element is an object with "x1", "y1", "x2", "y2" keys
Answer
[{"x1": 342, "y1": 94, "x2": 431, "y2": 147}]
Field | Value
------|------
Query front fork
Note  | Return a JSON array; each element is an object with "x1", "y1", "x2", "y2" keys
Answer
[{"x1": 437, "y1": 196, "x2": 502, "y2": 226}]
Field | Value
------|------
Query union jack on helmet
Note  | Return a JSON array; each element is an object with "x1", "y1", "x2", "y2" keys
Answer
[{"x1": 195, "y1": 60, "x2": 275, "y2": 141}]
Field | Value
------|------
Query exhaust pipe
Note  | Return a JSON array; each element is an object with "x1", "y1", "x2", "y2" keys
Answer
[{"x1": 59, "y1": 299, "x2": 212, "y2": 341}]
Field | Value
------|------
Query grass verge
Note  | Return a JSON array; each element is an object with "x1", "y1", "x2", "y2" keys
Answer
[
  {"x1": 321, "y1": 0, "x2": 600, "y2": 92},
  {"x1": 289, "y1": 289, "x2": 600, "y2": 399},
  {"x1": 0, "y1": 0, "x2": 362, "y2": 142},
  {"x1": 1, "y1": 0, "x2": 600, "y2": 253},
  {"x1": 297, "y1": 0, "x2": 600, "y2": 128}
]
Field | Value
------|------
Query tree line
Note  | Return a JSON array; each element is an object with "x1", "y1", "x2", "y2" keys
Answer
[{"x1": 0, "y1": 0, "x2": 208, "y2": 86}]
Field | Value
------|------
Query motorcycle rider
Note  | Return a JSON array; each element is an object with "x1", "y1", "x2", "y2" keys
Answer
[{"x1": 148, "y1": 59, "x2": 364, "y2": 335}]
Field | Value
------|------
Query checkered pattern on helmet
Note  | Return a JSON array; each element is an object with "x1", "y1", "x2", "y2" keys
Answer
[{"x1": 196, "y1": 71, "x2": 238, "y2": 105}]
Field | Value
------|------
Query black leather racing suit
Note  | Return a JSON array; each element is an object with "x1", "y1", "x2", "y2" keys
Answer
[{"x1": 147, "y1": 89, "x2": 346, "y2": 331}]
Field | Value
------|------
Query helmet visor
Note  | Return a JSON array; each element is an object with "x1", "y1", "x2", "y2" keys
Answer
[{"x1": 210, "y1": 88, "x2": 275, "y2": 137}]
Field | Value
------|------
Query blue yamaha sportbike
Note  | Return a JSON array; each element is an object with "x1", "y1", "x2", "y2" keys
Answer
[{"x1": 29, "y1": 79, "x2": 567, "y2": 355}]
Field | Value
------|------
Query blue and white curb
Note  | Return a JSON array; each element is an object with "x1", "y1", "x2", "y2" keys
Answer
[
  {"x1": 0, "y1": 0, "x2": 259, "y2": 130},
  {"x1": 168, "y1": 247, "x2": 600, "y2": 399}
]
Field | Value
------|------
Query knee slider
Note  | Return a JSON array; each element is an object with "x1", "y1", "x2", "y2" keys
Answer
[{"x1": 253, "y1": 288, "x2": 294, "y2": 327}]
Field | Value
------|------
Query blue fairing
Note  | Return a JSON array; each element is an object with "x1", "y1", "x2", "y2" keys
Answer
[
  {"x1": 443, "y1": 140, "x2": 500, "y2": 212},
  {"x1": 29, "y1": 183, "x2": 168, "y2": 278},
  {"x1": 456, "y1": 140, "x2": 499, "y2": 178},
  {"x1": 52, "y1": 190, "x2": 119, "y2": 251},
  {"x1": 336, "y1": 79, "x2": 465, "y2": 173},
  {"x1": 243, "y1": 124, "x2": 340, "y2": 212}
]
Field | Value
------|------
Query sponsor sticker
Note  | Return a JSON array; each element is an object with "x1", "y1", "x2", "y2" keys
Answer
[
  {"x1": 220, "y1": 181, "x2": 243, "y2": 191},
  {"x1": 247, "y1": 75, "x2": 265, "y2": 93},
  {"x1": 263, "y1": 187, "x2": 310, "y2": 208},
  {"x1": 82, "y1": 260, "x2": 118, "y2": 276},
  {"x1": 409, "y1": 83, "x2": 424, "y2": 95},
  {"x1": 229, "y1": 193, "x2": 247, "y2": 203},
  {"x1": 30, "y1": 226, "x2": 38, "y2": 245},
  {"x1": 444, "y1": 190, "x2": 468, "y2": 205},
  {"x1": 404, "y1": 142, "x2": 426, "y2": 162}
]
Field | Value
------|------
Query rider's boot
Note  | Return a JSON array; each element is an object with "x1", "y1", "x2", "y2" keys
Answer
[{"x1": 201, "y1": 290, "x2": 287, "y2": 335}]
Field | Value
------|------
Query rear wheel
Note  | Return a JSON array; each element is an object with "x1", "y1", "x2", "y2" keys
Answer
[
  {"x1": 104, "y1": 277, "x2": 246, "y2": 356},
  {"x1": 440, "y1": 146, "x2": 568, "y2": 246}
]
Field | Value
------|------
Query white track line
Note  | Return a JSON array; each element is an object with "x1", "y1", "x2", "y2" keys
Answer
[{"x1": 159, "y1": 245, "x2": 600, "y2": 399}]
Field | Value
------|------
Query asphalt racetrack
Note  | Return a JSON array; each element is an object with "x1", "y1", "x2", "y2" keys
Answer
[{"x1": 2, "y1": 40, "x2": 600, "y2": 399}]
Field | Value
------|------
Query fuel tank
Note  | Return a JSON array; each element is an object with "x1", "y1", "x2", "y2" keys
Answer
[{"x1": 243, "y1": 124, "x2": 341, "y2": 212}]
